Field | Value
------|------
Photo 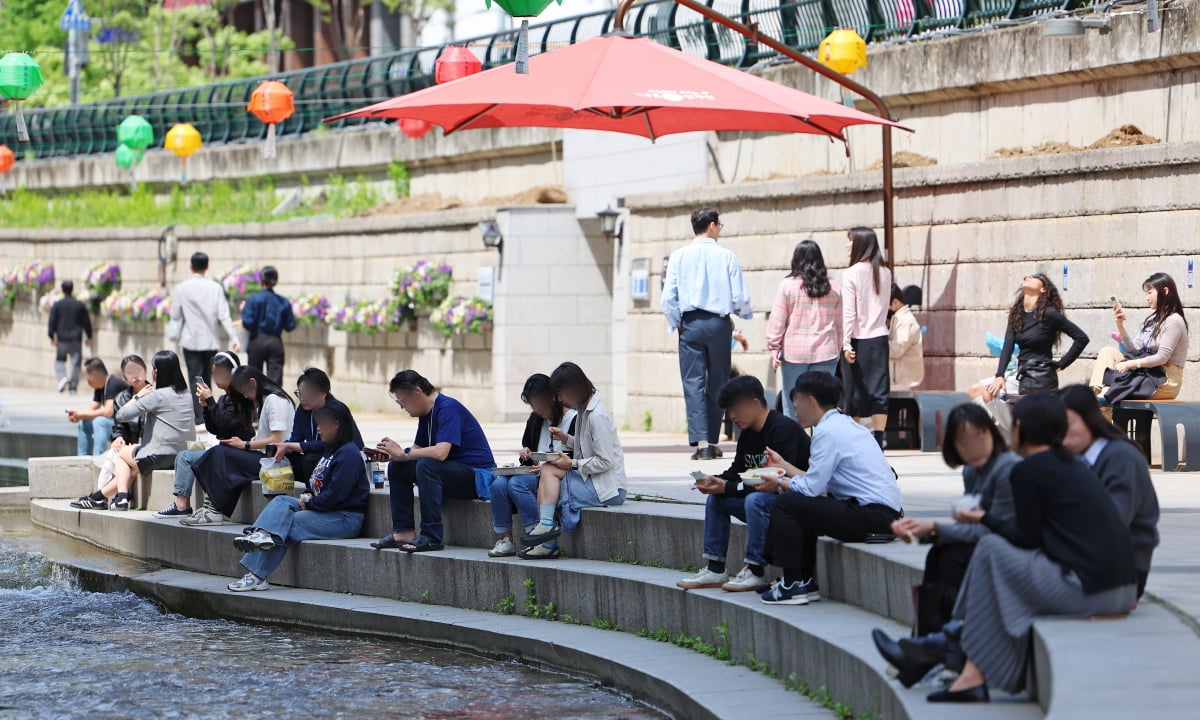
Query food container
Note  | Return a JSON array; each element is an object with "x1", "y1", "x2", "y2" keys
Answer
[
  {"x1": 739, "y1": 467, "x2": 785, "y2": 486},
  {"x1": 949, "y1": 493, "x2": 982, "y2": 515},
  {"x1": 259, "y1": 459, "x2": 295, "y2": 494},
  {"x1": 530, "y1": 452, "x2": 561, "y2": 463}
]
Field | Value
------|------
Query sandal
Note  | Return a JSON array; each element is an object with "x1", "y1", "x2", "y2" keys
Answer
[
  {"x1": 371, "y1": 534, "x2": 409, "y2": 550},
  {"x1": 400, "y1": 536, "x2": 445, "y2": 553},
  {"x1": 520, "y1": 524, "x2": 562, "y2": 548}
]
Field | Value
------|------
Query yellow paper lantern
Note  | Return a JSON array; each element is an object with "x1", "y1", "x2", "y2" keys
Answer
[
  {"x1": 818, "y1": 29, "x2": 868, "y2": 75},
  {"x1": 164, "y1": 123, "x2": 202, "y2": 184}
]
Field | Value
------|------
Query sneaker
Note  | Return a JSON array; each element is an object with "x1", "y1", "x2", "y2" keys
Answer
[
  {"x1": 760, "y1": 578, "x2": 821, "y2": 605},
  {"x1": 70, "y1": 496, "x2": 107, "y2": 510},
  {"x1": 233, "y1": 531, "x2": 276, "y2": 553},
  {"x1": 721, "y1": 566, "x2": 766, "y2": 592},
  {"x1": 57, "y1": 377, "x2": 69, "y2": 393},
  {"x1": 676, "y1": 568, "x2": 729, "y2": 590},
  {"x1": 110, "y1": 496, "x2": 130, "y2": 512},
  {"x1": 154, "y1": 503, "x2": 192, "y2": 518},
  {"x1": 179, "y1": 508, "x2": 227, "y2": 527},
  {"x1": 489, "y1": 537, "x2": 517, "y2": 557},
  {"x1": 227, "y1": 573, "x2": 269, "y2": 592}
]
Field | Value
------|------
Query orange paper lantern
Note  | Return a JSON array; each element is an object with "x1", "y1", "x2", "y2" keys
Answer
[
  {"x1": 434, "y1": 47, "x2": 482, "y2": 85},
  {"x1": 0, "y1": 144, "x2": 13, "y2": 195},
  {"x1": 399, "y1": 118, "x2": 434, "y2": 139},
  {"x1": 248, "y1": 80, "x2": 295, "y2": 159}
]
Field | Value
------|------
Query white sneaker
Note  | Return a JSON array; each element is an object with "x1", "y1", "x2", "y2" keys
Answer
[
  {"x1": 227, "y1": 573, "x2": 269, "y2": 592},
  {"x1": 721, "y1": 566, "x2": 766, "y2": 592},
  {"x1": 58, "y1": 377, "x2": 69, "y2": 393},
  {"x1": 676, "y1": 567, "x2": 729, "y2": 590},
  {"x1": 489, "y1": 537, "x2": 516, "y2": 557},
  {"x1": 179, "y1": 508, "x2": 227, "y2": 526}
]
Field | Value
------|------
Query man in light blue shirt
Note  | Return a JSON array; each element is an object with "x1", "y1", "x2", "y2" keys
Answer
[
  {"x1": 661, "y1": 207, "x2": 753, "y2": 461},
  {"x1": 756, "y1": 371, "x2": 903, "y2": 605}
]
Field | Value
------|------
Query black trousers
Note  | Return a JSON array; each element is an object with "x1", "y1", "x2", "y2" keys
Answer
[
  {"x1": 917, "y1": 542, "x2": 976, "y2": 635},
  {"x1": 769, "y1": 493, "x2": 900, "y2": 579},
  {"x1": 248, "y1": 333, "x2": 285, "y2": 385},
  {"x1": 183, "y1": 349, "x2": 216, "y2": 424},
  {"x1": 192, "y1": 444, "x2": 263, "y2": 517}
]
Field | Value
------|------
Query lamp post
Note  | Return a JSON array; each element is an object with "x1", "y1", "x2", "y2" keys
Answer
[{"x1": 611, "y1": 0, "x2": 898, "y2": 268}]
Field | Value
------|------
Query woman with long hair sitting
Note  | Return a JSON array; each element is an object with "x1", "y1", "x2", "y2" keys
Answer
[
  {"x1": 1090, "y1": 272, "x2": 1189, "y2": 401},
  {"x1": 182, "y1": 366, "x2": 295, "y2": 526},
  {"x1": 228, "y1": 402, "x2": 368, "y2": 592}
]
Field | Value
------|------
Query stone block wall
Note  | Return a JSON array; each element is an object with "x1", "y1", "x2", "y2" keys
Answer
[{"x1": 620, "y1": 142, "x2": 1200, "y2": 433}]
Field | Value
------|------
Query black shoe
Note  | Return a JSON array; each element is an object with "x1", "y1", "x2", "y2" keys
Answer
[
  {"x1": 70, "y1": 496, "x2": 107, "y2": 510},
  {"x1": 110, "y1": 496, "x2": 130, "y2": 511},
  {"x1": 707, "y1": 445, "x2": 723, "y2": 459},
  {"x1": 899, "y1": 620, "x2": 964, "y2": 670},
  {"x1": 872, "y1": 629, "x2": 934, "y2": 688},
  {"x1": 690, "y1": 447, "x2": 706, "y2": 461},
  {"x1": 927, "y1": 684, "x2": 989, "y2": 703}
]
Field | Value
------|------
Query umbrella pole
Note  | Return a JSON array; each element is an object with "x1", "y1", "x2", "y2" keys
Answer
[{"x1": 613, "y1": 0, "x2": 898, "y2": 269}]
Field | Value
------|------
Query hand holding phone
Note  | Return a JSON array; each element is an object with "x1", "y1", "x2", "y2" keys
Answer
[{"x1": 364, "y1": 447, "x2": 390, "y2": 462}]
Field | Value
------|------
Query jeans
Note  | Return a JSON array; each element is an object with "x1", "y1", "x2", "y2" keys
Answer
[
  {"x1": 702, "y1": 491, "x2": 777, "y2": 567},
  {"x1": 558, "y1": 469, "x2": 626, "y2": 535},
  {"x1": 490, "y1": 473, "x2": 539, "y2": 534},
  {"x1": 241, "y1": 495, "x2": 363, "y2": 580},
  {"x1": 172, "y1": 448, "x2": 206, "y2": 497},
  {"x1": 77, "y1": 416, "x2": 114, "y2": 456},
  {"x1": 55, "y1": 339, "x2": 83, "y2": 392},
  {"x1": 183, "y1": 349, "x2": 216, "y2": 425},
  {"x1": 780, "y1": 359, "x2": 839, "y2": 420},
  {"x1": 388, "y1": 458, "x2": 477, "y2": 544},
  {"x1": 678, "y1": 311, "x2": 733, "y2": 444}
]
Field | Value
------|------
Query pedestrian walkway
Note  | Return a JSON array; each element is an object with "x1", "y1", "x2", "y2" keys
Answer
[{"x1": 5, "y1": 382, "x2": 1200, "y2": 628}]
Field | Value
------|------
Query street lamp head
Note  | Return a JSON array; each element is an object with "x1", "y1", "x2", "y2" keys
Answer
[
  {"x1": 480, "y1": 220, "x2": 504, "y2": 250},
  {"x1": 596, "y1": 205, "x2": 621, "y2": 240}
]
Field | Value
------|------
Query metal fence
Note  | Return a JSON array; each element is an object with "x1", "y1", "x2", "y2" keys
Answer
[{"x1": 1, "y1": 0, "x2": 1079, "y2": 160}]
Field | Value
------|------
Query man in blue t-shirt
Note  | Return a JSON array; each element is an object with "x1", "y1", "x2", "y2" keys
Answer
[{"x1": 372, "y1": 370, "x2": 495, "y2": 552}]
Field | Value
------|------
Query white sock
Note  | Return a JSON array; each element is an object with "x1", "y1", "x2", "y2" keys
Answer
[{"x1": 699, "y1": 441, "x2": 709, "y2": 449}]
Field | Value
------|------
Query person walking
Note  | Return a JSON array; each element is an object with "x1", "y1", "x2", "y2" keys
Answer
[
  {"x1": 48, "y1": 280, "x2": 93, "y2": 393},
  {"x1": 241, "y1": 266, "x2": 296, "y2": 385},
  {"x1": 170, "y1": 252, "x2": 241, "y2": 424},
  {"x1": 661, "y1": 207, "x2": 753, "y2": 460}
]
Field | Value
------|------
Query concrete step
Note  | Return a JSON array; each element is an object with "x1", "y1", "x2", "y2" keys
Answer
[{"x1": 30, "y1": 498, "x2": 1039, "y2": 720}]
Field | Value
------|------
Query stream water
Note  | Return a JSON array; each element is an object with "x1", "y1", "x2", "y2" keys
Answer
[{"x1": 0, "y1": 536, "x2": 665, "y2": 720}]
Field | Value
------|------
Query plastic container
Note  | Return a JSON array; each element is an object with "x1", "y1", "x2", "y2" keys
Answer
[
  {"x1": 371, "y1": 462, "x2": 386, "y2": 489},
  {"x1": 259, "y1": 458, "x2": 295, "y2": 494}
]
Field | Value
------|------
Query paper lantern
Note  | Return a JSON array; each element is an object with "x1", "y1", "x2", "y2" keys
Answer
[
  {"x1": 399, "y1": 118, "x2": 433, "y2": 139},
  {"x1": 0, "y1": 144, "x2": 13, "y2": 195},
  {"x1": 164, "y1": 123, "x2": 202, "y2": 184},
  {"x1": 434, "y1": 47, "x2": 482, "y2": 84},
  {"x1": 818, "y1": 29, "x2": 868, "y2": 75},
  {"x1": 116, "y1": 115, "x2": 154, "y2": 151},
  {"x1": 114, "y1": 143, "x2": 141, "y2": 169},
  {"x1": 0, "y1": 53, "x2": 45, "y2": 142},
  {"x1": 247, "y1": 80, "x2": 295, "y2": 159}
]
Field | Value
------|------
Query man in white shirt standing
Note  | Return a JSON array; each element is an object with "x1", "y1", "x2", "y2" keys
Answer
[
  {"x1": 661, "y1": 207, "x2": 753, "y2": 461},
  {"x1": 170, "y1": 252, "x2": 241, "y2": 424}
]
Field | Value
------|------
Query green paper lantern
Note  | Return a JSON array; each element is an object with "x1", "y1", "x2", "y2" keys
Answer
[
  {"x1": 114, "y1": 143, "x2": 142, "y2": 169},
  {"x1": 0, "y1": 53, "x2": 44, "y2": 142},
  {"x1": 484, "y1": 0, "x2": 559, "y2": 16},
  {"x1": 116, "y1": 116, "x2": 154, "y2": 151}
]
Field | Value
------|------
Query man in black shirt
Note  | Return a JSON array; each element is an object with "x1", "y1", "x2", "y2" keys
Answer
[
  {"x1": 678, "y1": 375, "x2": 810, "y2": 592},
  {"x1": 66, "y1": 358, "x2": 128, "y2": 456},
  {"x1": 48, "y1": 280, "x2": 93, "y2": 393}
]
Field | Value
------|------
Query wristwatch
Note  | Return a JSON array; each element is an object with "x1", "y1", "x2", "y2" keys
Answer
[
  {"x1": 404, "y1": 447, "x2": 412, "y2": 461},
  {"x1": 244, "y1": 441, "x2": 251, "y2": 451}
]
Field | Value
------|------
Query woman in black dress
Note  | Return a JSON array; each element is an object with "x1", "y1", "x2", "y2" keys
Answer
[{"x1": 986, "y1": 273, "x2": 1088, "y2": 398}]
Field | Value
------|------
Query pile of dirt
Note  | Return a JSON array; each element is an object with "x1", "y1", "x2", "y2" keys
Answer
[
  {"x1": 864, "y1": 151, "x2": 938, "y2": 170},
  {"x1": 364, "y1": 185, "x2": 567, "y2": 217},
  {"x1": 992, "y1": 125, "x2": 1159, "y2": 158}
]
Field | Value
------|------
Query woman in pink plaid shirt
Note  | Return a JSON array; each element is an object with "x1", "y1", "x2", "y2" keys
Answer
[{"x1": 766, "y1": 240, "x2": 843, "y2": 420}]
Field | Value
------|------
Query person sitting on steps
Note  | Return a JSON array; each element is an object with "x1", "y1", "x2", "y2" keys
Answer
[
  {"x1": 270, "y1": 367, "x2": 365, "y2": 490},
  {"x1": 677, "y1": 374, "x2": 810, "y2": 593}
]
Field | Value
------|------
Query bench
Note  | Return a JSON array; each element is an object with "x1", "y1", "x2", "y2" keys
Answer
[
  {"x1": 1112, "y1": 399, "x2": 1200, "y2": 472},
  {"x1": 887, "y1": 391, "x2": 971, "y2": 452}
]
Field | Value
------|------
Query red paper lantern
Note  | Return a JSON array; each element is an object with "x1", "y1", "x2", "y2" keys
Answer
[
  {"x1": 399, "y1": 118, "x2": 434, "y2": 139},
  {"x1": 434, "y1": 46, "x2": 482, "y2": 85},
  {"x1": 247, "y1": 80, "x2": 296, "y2": 159},
  {"x1": 0, "y1": 144, "x2": 13, "y2": 174}
]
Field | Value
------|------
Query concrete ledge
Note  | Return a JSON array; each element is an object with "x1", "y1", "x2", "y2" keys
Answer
[
  {"x1": 31, "y1": 498, "x2": 1036, "y2": 720},
  {"x1": 28, "y1": 456, "x2": 98, "y2": 499},
  {"x1": 0, "y1": 486, "x2": 30, "y2": 509}
]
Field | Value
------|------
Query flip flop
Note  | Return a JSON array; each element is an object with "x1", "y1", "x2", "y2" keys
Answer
[
  {"x1": 400, "y1": 536, "x2": 445, "y2": 553},
  {"x1": 371, "y1": 534, "x2": 409, "y2": 550}
]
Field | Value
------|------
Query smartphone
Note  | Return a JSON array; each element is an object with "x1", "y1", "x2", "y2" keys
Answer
[
  {"x1": 265, "y1": 444, "x2": 278, "y2": 456},
  {"x1": 364, "y1": 447, "x2": 390, "y2": 462},
  {"x1": 194, "y1": 376, "x2": 206, "y2": 387},
  {"x1": 1110, "y1": 295, "x2": 1121, "y2": 311}
]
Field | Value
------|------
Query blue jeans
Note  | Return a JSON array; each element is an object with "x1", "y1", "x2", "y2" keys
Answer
[
  {"x1": 388, "y1": 458, "x2": 477, "y2": 544},
  {"x1": 702, "y1": 491, "x2": 777, "y2": 567},
  {"x1": 678, "y1": 312, "x2": 733, "y2": 444},
  {"x1": 172, "y1": 449, "x2": 206, "y2": 497},
  {"x1": 558, "y1": 469, "x2": 626, "y2": 535},
  {"x1": 240, "y1": 495, "x2": 363, "y2": 580},
  {"x1": 780, "y1": 359, "x2": 838, "y2": 420},
  {"x1": 490, "y1": 473, "x2": 539, "y2": 534},
  {"x1": 77, "y1": 416, "x2": 115, "y2": 456}
]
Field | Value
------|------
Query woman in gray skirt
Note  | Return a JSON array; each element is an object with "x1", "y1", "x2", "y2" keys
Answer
[{"x1": 927, "y1": 392, "x2": 1137, "y2": 703}]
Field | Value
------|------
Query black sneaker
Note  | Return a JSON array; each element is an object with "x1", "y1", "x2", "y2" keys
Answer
[
  {"x1": 110, "y1": 496, "x2": 131, "y2": 512},
  {"x1": 154, "y1": 503, "x2": 191, "y2": 518},
  {"x1": 70, "y1": 496, "x2": 107, "y2": 510},
  {"x1": 708, "y1": 445, "x2": 724, "y2": 460}
]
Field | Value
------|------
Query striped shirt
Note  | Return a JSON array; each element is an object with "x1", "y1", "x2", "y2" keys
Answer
[{"x1": 766, "y1": 276, "x2": 842, "y2": 364}]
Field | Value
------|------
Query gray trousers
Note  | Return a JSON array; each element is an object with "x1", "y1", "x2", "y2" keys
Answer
[
  {"x1": 677, "y1": 311, "x2": 732, "y2": 444},
  {"x1": 55, "y1": 339, "x2": 83, "y2": 391}
]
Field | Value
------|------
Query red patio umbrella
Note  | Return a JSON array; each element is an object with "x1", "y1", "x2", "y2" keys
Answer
[{"x1": 328, "y1": 34, "x2": 907, "y2": 144}]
